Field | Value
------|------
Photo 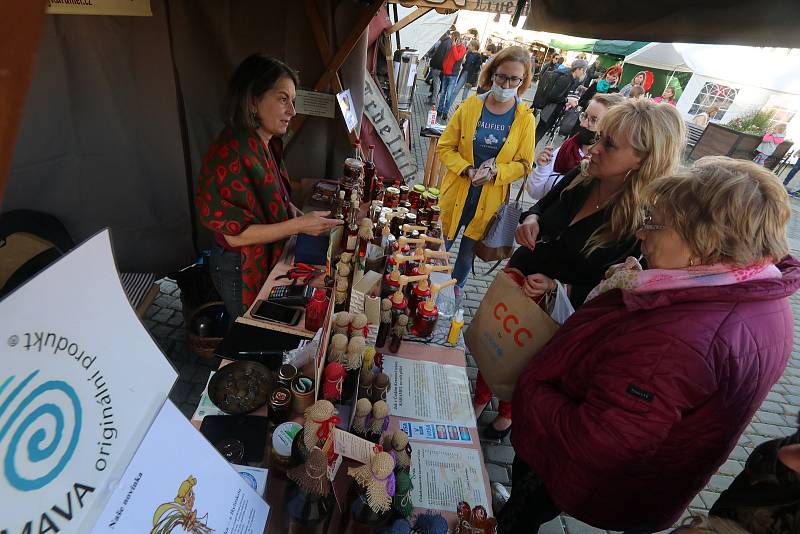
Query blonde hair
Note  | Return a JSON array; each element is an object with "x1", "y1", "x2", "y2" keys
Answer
[
  {"x1": 643, "y1": 156, "x2": 790, "y2": 266},
  {"x1": 675, "y1": 513, "x2": 751, "y2": 534},
  {"x1": 590, "y1": 92, "x2": 626, "y2": 109},
  {"x1": 477, "y1": 46, "x2": 532, "y2": 95},
  {"x1": 568, "y1": 98, "x2": 685, "y2": 254}
]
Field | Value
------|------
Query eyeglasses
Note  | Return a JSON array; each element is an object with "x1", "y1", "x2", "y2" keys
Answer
[
  {"x1": 640, "y1": 207, "x2": 667, "y2": 232},
  {"x1": 492, "y1": 73, "x2": 523, "y2": 87},
  {"x1": 579, "y1": 111, "x2": 600, "y2": 130}
]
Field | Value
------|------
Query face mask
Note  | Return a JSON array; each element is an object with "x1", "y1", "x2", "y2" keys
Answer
[
  {"x1": 576, "y1": 125, "x2": 597, "y2": 146},
  {"x1": 491, "y1": 83, "x2": 517, "y2": 102}
]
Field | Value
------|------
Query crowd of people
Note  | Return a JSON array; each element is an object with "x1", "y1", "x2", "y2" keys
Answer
[{"x1": 428, "y1": 34, "x2": 800, "y2": 534}]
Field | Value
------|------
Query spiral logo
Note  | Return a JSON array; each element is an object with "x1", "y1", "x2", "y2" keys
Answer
[{"x1": 0, "y1": 370, "x2": 82, "y2": 491}]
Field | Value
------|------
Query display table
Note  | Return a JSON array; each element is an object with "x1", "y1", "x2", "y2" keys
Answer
[{"x1": 191, "y1": 339, "x2": 490, "y2": 533}]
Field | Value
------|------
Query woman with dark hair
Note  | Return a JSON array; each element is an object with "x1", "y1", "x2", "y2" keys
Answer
[{"x1": 195, "y1": 54, "x2": 341, "y2": 318}]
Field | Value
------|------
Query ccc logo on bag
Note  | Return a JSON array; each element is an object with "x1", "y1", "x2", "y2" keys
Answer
[{"x1": 493, "y1": 303, "x2": 532, "y2": 347}]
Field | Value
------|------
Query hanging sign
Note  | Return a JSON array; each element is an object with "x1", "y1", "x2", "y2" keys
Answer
[
  {"x1": 336, "y1": 89, "x2": 359, "y2": 133},
  {"x1": 363, "y1": 73, "x2": 418, "y2": 182},
  {"x1": 46, "y1": 0, "x2": 152, "y2": 17},
  {"x1": 296, "y1": 89, "x2": 336, "y2": 119},
  {"x1": 393, "y1": 0, "x2": 516, "y2": 15}
]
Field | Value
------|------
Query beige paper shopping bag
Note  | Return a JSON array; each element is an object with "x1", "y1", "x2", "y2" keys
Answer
[{"x1": 464, "y1": 269, "x2": 560, "y2": 401}]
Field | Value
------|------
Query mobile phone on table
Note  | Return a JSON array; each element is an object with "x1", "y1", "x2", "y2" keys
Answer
[
  {"x1": 251, "y1": 300, "x2": 302, "y2": 326},
  {"x1": 267, "y1": 284, "x2": 315, "y2": 306}
]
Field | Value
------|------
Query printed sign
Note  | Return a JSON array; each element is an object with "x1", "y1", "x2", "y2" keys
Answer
[
  {"x1": 399, "y1": 420, "x2": 474, "y2": 444},
  {"x1": 46, "y1": 0, "x2": 152, "y2": 16},
  {"x1": 296, "y1": 89, "x2": 336, "y2": 119},
  {"x1": 0, "y1": 231, "x2": 177, "y2": 533}
]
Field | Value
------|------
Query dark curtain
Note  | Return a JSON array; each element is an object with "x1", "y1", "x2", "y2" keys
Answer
[{"x1": 3, "y1": 0, "x2": 194, "y2": 274}]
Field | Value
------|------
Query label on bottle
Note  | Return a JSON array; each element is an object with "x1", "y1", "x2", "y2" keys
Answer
[
  {"x1": 427, "y1": 109, "x2": 437, "y2": 126},
  {"x1": 346, "y1": 234, "x2": 358, "y2": 251}
]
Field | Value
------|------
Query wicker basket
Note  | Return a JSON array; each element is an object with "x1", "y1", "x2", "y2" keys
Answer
[{"x1": 187, "y1": 301, "x2": 225, "y2": 360}]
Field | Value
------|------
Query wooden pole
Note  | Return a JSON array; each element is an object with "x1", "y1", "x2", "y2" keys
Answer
[{"x1": 0, "y1": 1, "x2": 47, "y2": 203}]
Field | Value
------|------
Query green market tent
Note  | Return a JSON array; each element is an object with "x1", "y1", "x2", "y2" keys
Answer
[{"x1": 548, "y1": 38, "x2": 648, "y2": 57}]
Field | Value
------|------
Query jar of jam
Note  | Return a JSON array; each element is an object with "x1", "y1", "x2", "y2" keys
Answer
[
  {"x1": 408, "y1": 279, "x2": 431, "y2": 320},
  {"x1": 430, "y1": 205, "x2": 441, "y2": 224},
  {"x1": 277, "y1": 364, "x2": 298, "y2": 388},
  {"x1": 272, "y1": 421, "x2": 302, "y2": 473},
  {"x1": 423, "y1": 191, "x2": 437, "y2": 210},
  {"x1": 269, "y1": 387, "x2": 292, "y2": 425},
  {"x1": 409, "y1": 184, "x2": 426, "y2": 210},
  {"x1": 342, "y1": 158, "x2": 364, "y2": 197},
  {"x1": 417, "y1": 207, "x2": 429, "y2": 226},
  {"x1": 404, "y1": 212, "x2": 417, "y2": 229},
  {"x1": 384, "y1": 187, "x2": 400, "y2": 208},
  {"x1": 399, "y1": 185, "x2": 410, "y2": 203},
  {"x1": 411, "y1": 300, "x2": 438, "y2": 338}
]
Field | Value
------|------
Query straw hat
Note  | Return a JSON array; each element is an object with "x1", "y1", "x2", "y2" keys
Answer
[
  {"x1": 348, "y1": 451, "x2": 396, "y2": 513},
  {"x1": 304, "y1": 400, "x2": 338, "y2": 450}
]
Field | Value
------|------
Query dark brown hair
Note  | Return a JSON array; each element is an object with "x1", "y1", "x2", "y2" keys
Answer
[{"x1": 225, "y1": 53, "x2": 299, "y2": 130}]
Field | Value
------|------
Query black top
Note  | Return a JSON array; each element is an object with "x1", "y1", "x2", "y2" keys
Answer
[
  {"x1": 578, "y1": 81, "x2": 621, "y2": 110},
  {"x1": 508, "y1": 167, "x2": 639, "y2": 307}
]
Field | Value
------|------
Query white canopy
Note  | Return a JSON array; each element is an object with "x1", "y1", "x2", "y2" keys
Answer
[
  {"x1": 392, "y1": 6, "x2": 457, "y2": 57},
  {"x1": 626, "y1": 43, "x2": 800, "y2": 95}
]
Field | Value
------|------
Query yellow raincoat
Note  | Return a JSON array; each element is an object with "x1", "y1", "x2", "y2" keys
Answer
[{"x1": 436, "y1": 94, "x2": 535, "y2": 241}]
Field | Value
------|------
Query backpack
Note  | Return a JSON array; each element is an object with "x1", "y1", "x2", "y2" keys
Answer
[{"x1": 532, "y1": 69, "x2": 568, "y2": 110}]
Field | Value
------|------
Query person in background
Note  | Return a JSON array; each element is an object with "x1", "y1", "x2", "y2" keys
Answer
[
  {"x1": 708, "y1": 413, "x2": 800, "y2": 533},
  {"x1": 577, "y1": 64, "x2": 622, "y2": 109},
  {"x1": 782, "y1": 153, "x2": 800, "y2": 191},
  {"x1": 754, "y1": 123, "x2": 787, "y2": 166},
  {"x1": 692, "y1": 105, "x2": 720, "y2": 127},
  {"x1": 438, "y1": 31, "x2": 467, "y2": 121},
  {"x1": 436, "y1": 46, "x2": 534, "y2": 296},
  {"x1": 540, "y1": 54, "x2": 561, "y2": 76},
  {"x1": 581, "y1": 58, "x2": 602, "y2": 88},
  {"x1": 196, "y1": 54, "x2": 342, "y2": 318},
  {"x1": 628, "y1": 85, "x2": 645, "y2": 98},
  {"x1": 427, "y1": 33, "x2": 451, "y2": 107},
  {"x1": 449, "y1": 40, "x2": 483, "y2": 114},
  {"x1": 653, "y1": 86, "x2": 678, "y2": 105},
  {"x1": 475, "y1": 99, "x2": 685, "y2": 441},
  {"x1": 619, "y1": 69, "x2": 654, "y2": 97},
  {"x1": 526, "y1": 93, "x2": 625, "y2": 200},
  {"x1": 535, "y1": 59, "x2": 588, "y2": 143},
  {"x1": 501, "y1": 156, "x2": 798, "y2": 533}
]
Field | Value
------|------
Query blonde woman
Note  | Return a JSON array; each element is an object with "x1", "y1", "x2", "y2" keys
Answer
[
  {"x1": 502, "y1": 157, "x2": 799, "y2": 533},
  {"x1": 475, "y1": 99, "x2": 685, "y2": 440},
  {"x1": 436, "y1": 46, "x2": 535, "y2": 292}
]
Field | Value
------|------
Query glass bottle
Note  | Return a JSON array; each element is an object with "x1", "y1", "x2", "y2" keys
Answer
[
  {"x1": 331, "y1": 190, "x2": 345, "y2": 221},
  {"x1": 389, "y1": 314, "x2": 408, "y2": 352},
  {"x1": 364, "y1": 144, "x2": 376, "y2": 202},
  {"x1": 344, "y1": 199, "x2": 359, "y2": 253}
]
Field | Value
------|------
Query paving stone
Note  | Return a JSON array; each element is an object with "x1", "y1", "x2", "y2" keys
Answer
[
  {"x1": 167, "y1": 312, "x2": 184, "y2": 327},
  {"x1": 562, "y1": 516, "x2": 606, "y2": 534},
  {"x1": 485, "y1": 462, "x2": 510, "y2": 484},
  {"x1": 716, "y1": 459, "x2": 744, "y2": 476},
  {"x1": 758, "y1": 399, "x2": 786, "y2": 414},
  {"x1": 706, "y1": 474, "x2": 735, "y2": 492},
  {"x1": 689, "y1": 494, "x2": 706, "y2": 511},
  {"x1": 751, "y1": 422, "x2": 793, "y2": 438},
  {"x1": 154, "y1": 294, "x2": 176, "y2": 308},
  {"x1": 485, "y1": 444, "x2": 516, "y2": 464},
  {"x1": 152, "y1": 308, "x2": 174, "y2": 323},
  {"x1": 756, "y1": 410, "x2": 789, "y2": 426},
  {"x1": 765, "y1": 391, "x2": 788, "y2": 404},
  {"x1": 699, "y1": 490, "x2": 720, "y2": 509},
  {"x1": 727, "y1": 446, "x2": 750, "y2": 462},
  {"x1": 151, "y1": 325, "x2": 175, "y2": 338},
  {"x1": 540, "y1": 517, "x2": 566, "y2": 534}
]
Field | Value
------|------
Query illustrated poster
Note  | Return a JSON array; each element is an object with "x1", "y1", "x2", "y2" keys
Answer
[
  {"x1": 91, "y1": 400, "x2": 269, "y2": 533},
  {"x1": 409, "y1": 443, "x2": 489, "y2": 512}
]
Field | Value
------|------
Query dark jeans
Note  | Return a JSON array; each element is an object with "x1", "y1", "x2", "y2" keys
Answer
[
  {"x1": 784, "y1": 158, "x2": 800, "y2": 186},
  {"x1": 209, "y1": 243, "x2": 244, "y2": 319},
  {"x1": 444, "y1": 184, "x2": 483, "y2": 287},
  {"x1": 497, "y1": 456, "x2": 560, "y2": 534}
]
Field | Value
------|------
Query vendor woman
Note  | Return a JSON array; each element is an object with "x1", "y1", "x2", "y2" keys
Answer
[{"x1": 195, "y1": 54, "x2": 342, "y2": 318}]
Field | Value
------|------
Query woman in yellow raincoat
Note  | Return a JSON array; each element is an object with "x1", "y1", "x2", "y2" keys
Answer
[{"x1": 436, "y1": 46, "x2": 534, "y2": 295}]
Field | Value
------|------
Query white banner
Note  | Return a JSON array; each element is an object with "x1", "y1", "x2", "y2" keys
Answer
[
  {"x1": 363, "y1": 72, "x2": 419, "y2": 183},
  {"x1": 46, "y1": 0, "x2": 152, "y2": 17}
]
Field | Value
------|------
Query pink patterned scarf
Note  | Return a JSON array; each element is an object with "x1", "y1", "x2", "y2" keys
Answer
[{"x1": 585, "y1": 257, "x2": 782, "y2": 303}]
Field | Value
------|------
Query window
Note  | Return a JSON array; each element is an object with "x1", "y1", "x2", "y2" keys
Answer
[
  {"x1": 763, "y1": 93, "x2": 797, "y2": 129},
  {"x1": 689, "y1": 82, "x2": 739, "y2": 120}
]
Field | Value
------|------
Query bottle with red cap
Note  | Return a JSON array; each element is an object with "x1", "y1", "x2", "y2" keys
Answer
[{"x1": 304, "y1": 289, "x2": 330, "y2": 332}]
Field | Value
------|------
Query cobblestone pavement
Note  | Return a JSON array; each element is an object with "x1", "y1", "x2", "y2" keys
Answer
[{"x1": 146, "y1": 81, "x2": 800, "y2": 533}]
